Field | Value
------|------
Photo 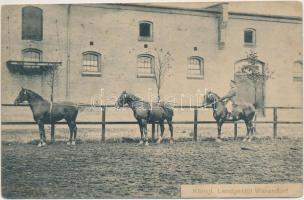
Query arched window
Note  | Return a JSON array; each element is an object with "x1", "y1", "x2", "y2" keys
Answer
[
  {"x1": 139, "y1": 21, "x2": 153, "y2": 41},
  {"x1": 244, "y1": 28, "x2": 256, "y2": 46},
  {"x1": 137, "y1": 54, "x2": 155, "y2": 77},
  {"x1": 22, "y1": 48, "x2": 42, "y2": 62},
  {"x1": 187, "y1": 56, "x2": 204, "y2": 78},
  {"x1": 22, "y1": 6, "x2": 43, "y2": 41},
  {"x1": 82, "y1": 51, "x2": 101, "y2": 73},
  {"x1": 293, "y1": 61, "x2": 303, "y2": 82}
]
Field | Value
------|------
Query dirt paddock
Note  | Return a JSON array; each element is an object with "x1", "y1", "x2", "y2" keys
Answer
[{"x1": 1, "y1": 126, "x2": 303, "y2": 198}]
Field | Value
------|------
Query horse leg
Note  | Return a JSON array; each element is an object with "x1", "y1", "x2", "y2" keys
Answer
[
  {"x1": 248, "y1": 121, "x2": 253, "y2": 142},
  {"x1": 71, "y1": 121, "x2": 77, "y2": 145},
  {"x1": 216, "y1": 120, "x2": 223, "y2": 142},
  {"x1": 141, "y1": 119, "x2": 149, "y2": 146},
  {"x1": 168, "y1": 120, "x2": 174, "y2": 144},
  {"x1": 37, "y1": 121, "x2": 46, "y2": 147},
  {"x1": 137, "y1": 121, "x2": 144, "y2": 144},
  {"x1": 157, "y1": 121, "x2": 165, "y2": 144},
  {"x1": 243, "y1": 121, "x2": 250, "y2": 142},
  {"x1": 67, "y1": 120, "x2": 74, "y2": 145}
]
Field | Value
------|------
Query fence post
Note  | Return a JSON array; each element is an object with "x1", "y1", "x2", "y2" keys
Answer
[
  {"x1": 234, "y1": 122, "x2": 237, "y2": 140},
  {"x1": 193, "y1": 108, "x2": 198, "y2": 142},
  {"x1": 51, "y1": 124, "x2": 55, "y2": 143},
  {"x1": 273, "y1": 107, "x2": 278, "y2": 138},
  {"x1": 101, "y1": 106, "x2": 106, "y2": 142},
  {"x1": 152, "y1": 123, "x2": 156, "y2": 141}
]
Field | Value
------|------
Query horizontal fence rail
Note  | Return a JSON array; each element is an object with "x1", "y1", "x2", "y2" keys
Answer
[{"x1": 1, "y1": 104, "x2": 302, "y2": 141}]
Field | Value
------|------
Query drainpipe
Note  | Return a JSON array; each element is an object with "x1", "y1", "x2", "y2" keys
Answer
[
  {"x1": 218, "y1": 3, "x2": 228, "y2": 50},
  {"x1": 66, "y1": 4, "x2": 71, "y2": 99}
]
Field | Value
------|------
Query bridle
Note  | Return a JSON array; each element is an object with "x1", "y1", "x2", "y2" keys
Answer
[{"x1": 202, "y1": 93, "x2": 221, "y2": 108}]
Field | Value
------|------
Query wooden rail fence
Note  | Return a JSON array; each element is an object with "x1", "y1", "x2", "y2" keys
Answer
[{"x1": 1, "y1": 104, "x2": 302, "y2": 141}]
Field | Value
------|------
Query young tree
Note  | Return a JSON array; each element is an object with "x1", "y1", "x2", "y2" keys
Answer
[
  {"x1": 44, "y1": 64, "x2": 60, "y2": 143},
  {"x1": 153, "y1": 48, "x2": 173, "y2": 102},
  {"x1": 45, "y1": 64, "x2": 60, "y2": 102},
  {"x1": 241, "y1": 50, "x2": 273, "y2": 108}
]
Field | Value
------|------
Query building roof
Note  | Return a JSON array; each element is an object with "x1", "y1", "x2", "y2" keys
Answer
[
  {"x1": 76, "y1": 2, "x2": 302, "y2": 22},
  {"x1": 137, "y1": 2, "x2": 302, "y2": 18}
]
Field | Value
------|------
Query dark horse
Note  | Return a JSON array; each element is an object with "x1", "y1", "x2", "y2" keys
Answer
[
  {"x1": 115, "y1": 91, "x2": 174, "y2": 145},
  {"x1": 14, "y1": 88, "x2": 78, "y2": 147},
  {"x1": 202, "y1": 91, "x2": 255, "y2": 142}
]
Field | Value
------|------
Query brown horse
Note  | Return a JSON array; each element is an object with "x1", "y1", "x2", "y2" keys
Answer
[
  {"x1": 115, "y1": 91, "x2": 174, "y2": 145},
  {"x1": 14, "y1": 88, "x2": 78, "y2": 147},
  {"x1": 202, "y1": 91, "x2": 255, "y2": 142}
]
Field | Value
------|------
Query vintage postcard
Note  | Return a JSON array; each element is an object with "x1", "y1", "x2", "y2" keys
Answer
[{"x1": 1, "y1": 0, "x2": 303, "y2": 198}]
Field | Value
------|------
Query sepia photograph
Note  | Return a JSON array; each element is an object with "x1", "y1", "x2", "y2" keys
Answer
[{"x1": 1, "y1": 0, "x2": 303, "y2": 198}]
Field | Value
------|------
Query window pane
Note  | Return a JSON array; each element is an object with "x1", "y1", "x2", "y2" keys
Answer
[
  {"x1": 138, "y1": 56, "x2": 153, "y2": 74},
  {"x1": 188, "y1": 58, "x2": 203, "y2": 76},
  {"x1": 293, "y1": 62, "x2": 303, "y2": 82},
  {"x1": 22, "y1": 7, "x2": 43, "y2": 41},
  {"x1": 244, "y1": 30, "x2": 253, "y2": 43},
  {"x1": 23, "y1": 50, "x2": 41, "y2": 62},
  {"x1": 82, "y1": 53, "x2": 100, "y2": 72},
  {"x1": 140, "y1": 23, "x2": 151, "y2": 37}
]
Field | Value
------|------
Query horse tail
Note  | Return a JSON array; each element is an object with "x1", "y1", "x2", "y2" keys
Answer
[
  {"x1": 160, "y1": 102, "x2": 174, "y2": 118},
  {"x1": 76, "y1": 103, "x2": 87, "y2": 112}
]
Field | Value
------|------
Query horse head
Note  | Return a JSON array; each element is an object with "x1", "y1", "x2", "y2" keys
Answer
[
  {"x1": 14, "y1": 87, "x2": 29, "y2": 105},
  {"x1": 115, "y1": 91, "x2": 142, "y2": 108},
  {"x1": 202, "y1": 90, "x2": 219, "y2": 107},
  {"x1": 115, "y1": 91, "x2": 126, "y2": 108}
]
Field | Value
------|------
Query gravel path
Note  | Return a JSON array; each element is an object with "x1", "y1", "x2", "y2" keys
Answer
[{"x1": 2, "y1": 137, "x2": 302, "y2": 198}]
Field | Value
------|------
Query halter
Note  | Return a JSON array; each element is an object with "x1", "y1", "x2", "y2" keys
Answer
[{"x1": 202, "y1": 93, "x2": 219, "y2": 108}]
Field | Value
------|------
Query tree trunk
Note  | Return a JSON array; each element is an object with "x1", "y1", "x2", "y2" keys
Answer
[
  {"x1": 254, "y1": 81, "x2": 257, "y2": 133},
  {"x1": 157, "y1": 86, "x2": 160, "y2": 103},
  {"x1": 50, "y1": 71, "x2": 55, "y2": 140}
]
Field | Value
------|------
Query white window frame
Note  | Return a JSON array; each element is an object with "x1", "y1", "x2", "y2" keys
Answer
[
  {"x1": 187, "y1": 56, "x2": 204, "y2": 79},
  {"x1": 137, "y1": 54, "x2": 155, "y2": 78},
  {"x1": 22, "y1": 48, "x2": 42, "y2": 62},
  {"x1": 81, "y1": 51, "x2": 101, "y2": 76},
  {"x1": 293, "y1": 60, "x2": 303, "y2": 82}
]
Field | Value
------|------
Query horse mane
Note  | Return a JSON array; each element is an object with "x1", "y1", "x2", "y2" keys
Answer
[
  {"x1": 25, "y1": 89, "x2": 45, "y2": 101},
  {"x1": 209, "y1": 91, "x2": 220, "y2": 101},
  {"x1": 126, "y1": 92, "x2": 141, "y2": 102}
]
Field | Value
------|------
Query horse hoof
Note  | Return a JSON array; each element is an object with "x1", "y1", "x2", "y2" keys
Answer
[
  {"x1": 215, "y1": 138, "x2": 222, "y2": 143},
  {"x1": 42, "y1": 142, "x2": 47, "y2": 146},
  {"x1": 247, "y1": 138, "x2": 252, "y2": 143},
  {"x1": 37, "y1": 143, "x2": 42, "y2": 147},
  {"x1": 156, "y1": 139, "x2": 162, "y2": 144},
  {"x1": 67, "y1": 141, "x2": 71, "y2": 145},
  {"x1": 138, "y1": 140, "x2": 144, "y2": 145},
  {"x1": 169, "y1": 139, "x2": 174, "y2": 144},
  {"x1": 72, "y1": 141, "x2": 76, "y2": 145},
  {"x1": 145, "y1": 142, "x2": 149, "y2": 146},
  {"x1": 242, "y1": 138, "x2": 247, "y2": 142}
]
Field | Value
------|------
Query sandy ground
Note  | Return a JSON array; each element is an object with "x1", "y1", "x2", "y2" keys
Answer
[
  {"x1": 1, "y1": 126, "x2": 303, "y2": 198},
  {"x1": 1, "y1": 123, "x2": 302, "y2": 142}
]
